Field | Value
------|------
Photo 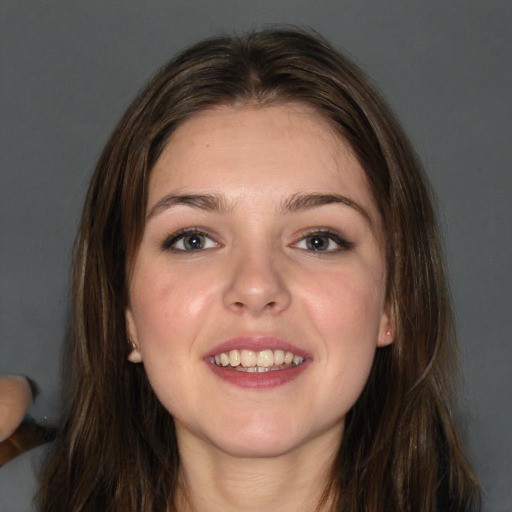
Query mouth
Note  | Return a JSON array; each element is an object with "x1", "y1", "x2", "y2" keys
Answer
[
  {"x1": 209, "y1": 348, "x2": 305, "y2": 372},
  {"x1": 205, "y1": 337, "x2": 310, "y2": 388}
]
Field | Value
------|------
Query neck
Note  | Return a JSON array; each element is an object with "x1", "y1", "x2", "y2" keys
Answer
[{"x1": 174, "y1": 424, "x2": 341, "y2": 512}]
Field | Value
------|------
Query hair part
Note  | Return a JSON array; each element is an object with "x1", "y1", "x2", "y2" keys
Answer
[{"x1": 38, "y1": 27, "x2": 480, "y2": 511}]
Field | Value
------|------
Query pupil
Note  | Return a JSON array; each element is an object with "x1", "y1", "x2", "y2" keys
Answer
[
  {"x1": 185, "y1": 234, "x2": 203, "y2": 250},
  {"x1": 308, "y1": 236, "x2": 327, "y2": 250}
]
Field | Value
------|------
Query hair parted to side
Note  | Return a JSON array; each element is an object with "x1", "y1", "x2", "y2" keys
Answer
[{"x1": 38, "y1": 28, "x2": 480, "y2": 511}]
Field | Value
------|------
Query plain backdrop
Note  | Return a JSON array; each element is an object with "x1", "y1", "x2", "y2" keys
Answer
[{"x1": 1, "y1": 1, "x2": 510, "y2": 510}]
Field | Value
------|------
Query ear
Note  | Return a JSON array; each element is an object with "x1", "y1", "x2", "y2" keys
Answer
[
  {"x1": 125, "y1": 308, "x2": 143, "y2": 363},
  {"x1": 377, "y1": 300, "x2": 396, "y2": 347}
]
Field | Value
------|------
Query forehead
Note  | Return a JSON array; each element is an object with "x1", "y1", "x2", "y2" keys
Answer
[{"x1": 148, "y1": 104, "x2": 379, "y2": 223}]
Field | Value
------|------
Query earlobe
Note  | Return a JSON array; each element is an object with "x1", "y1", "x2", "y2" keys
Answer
[
  {"x1": 126, "y1": 309, "x2": 143, "y2": 363},
  {"x1": 127, "y1": 345, "x2": 142, "y2": 363},
  {"x1": 377, "y1": 302, "x2": 396, "y2": 347}
]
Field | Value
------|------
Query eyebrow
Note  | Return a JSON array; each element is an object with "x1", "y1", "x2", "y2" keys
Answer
[
  {"x1": 281, "y1": 192, "x2": 372, "y2": 225},
  {"x1": 147, "y1": 193, "x2": 232, "y2": 219},
  {"x1": 147, "y1": 191, "x2": 372, "y2": 225}
]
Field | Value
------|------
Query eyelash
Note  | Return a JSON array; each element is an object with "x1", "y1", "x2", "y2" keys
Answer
[
  {"x1": 161, "y1": 227, "x2": 353, "y2": 253},
  {"x1": 161, "y1": 227, "x2": 219, "y2": 252},
  {"x1": 292, "y1": 228, "x2": 354, "y2": 253}
]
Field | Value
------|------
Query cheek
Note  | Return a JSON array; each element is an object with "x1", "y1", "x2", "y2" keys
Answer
[
  {"x1": 130, "y1": 263, "x2": 215, "y2": 349},
  {"x1": 302, "y1": 266, "x2": 385, "y2": 342},
  {"x1": 299, "y1": 266, "x2": 385, "y2": 400},
  {"x1": 128, "y1": 269, "x2": 215, "y2": 417}
]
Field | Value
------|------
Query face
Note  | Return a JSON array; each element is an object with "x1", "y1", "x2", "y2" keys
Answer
[{"x1": 126, "y1": 104, "x2": 394, "y2": 458}]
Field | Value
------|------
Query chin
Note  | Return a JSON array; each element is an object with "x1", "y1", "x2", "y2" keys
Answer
[
  {"x1": 203, "y1": 411, "x2": 337, "y2": 459},
  {"x1": 210, "y1": 430, "x2": 304, "y2": 459}
]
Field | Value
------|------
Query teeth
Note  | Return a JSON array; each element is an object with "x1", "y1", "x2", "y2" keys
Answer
[
  {"x1": 274, "y1": 349, "x2": 285, "y2": 365},
  {"x1": 229, "y1": 349, "x2": 240, "y2": 367},
  {"x1": 212, "y1": 349, "x2": 304, "y2": 370},
  {"x1": 292, "y1": 354, "x2": 303, "y2": 365},
  {"x1": 240, "y1": 350, "x2": 256, "y2": 367},
  {"x1": 257, "y1": 349, "x2": 274, "y2": 367}
]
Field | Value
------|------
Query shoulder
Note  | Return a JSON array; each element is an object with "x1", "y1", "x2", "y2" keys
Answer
[{"x1": 0, "y1": 443, "x2": 49, "y2": 512}]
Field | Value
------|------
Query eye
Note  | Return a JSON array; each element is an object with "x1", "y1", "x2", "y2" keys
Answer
[
  {"x1": 162, "y1": 229, "x2": 219, "y2": 252},
  {"x1": 293, "y1": 230, "x2": 353, "y2": 253}
]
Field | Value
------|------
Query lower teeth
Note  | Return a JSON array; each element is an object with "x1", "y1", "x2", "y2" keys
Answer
[{"x1": 211, "y1": 361, "x2": 302, "y2": 372}]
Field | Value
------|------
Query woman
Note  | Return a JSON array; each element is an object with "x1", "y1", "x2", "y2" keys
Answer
[{"x1": 38, "y1": 28, "x2": 480, "y2": 511}]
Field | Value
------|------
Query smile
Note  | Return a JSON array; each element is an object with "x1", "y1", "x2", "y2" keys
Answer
[{"x1": 209, "y1": 349, "x2": 305, "y2": 372}]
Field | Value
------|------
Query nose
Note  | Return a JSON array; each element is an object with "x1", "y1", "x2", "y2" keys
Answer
[{"x1": 222, "y1": 246, "x2": 292, "y2": 316}]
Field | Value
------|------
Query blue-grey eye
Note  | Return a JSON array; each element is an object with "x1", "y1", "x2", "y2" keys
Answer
[
  {"x1": 165, "y1": 231, "x2": 218, "y2": 251},
  {"x1": 294, "y1": 232, "x2": 352, "y2": 252}
]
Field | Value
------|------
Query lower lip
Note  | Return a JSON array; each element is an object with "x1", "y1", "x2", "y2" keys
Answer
[{"x1": 206, "y1": 361, "x2": 310, "y2": 389}]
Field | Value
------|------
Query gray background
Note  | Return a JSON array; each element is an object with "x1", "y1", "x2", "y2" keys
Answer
[{"x1": 1, "y1": 1, "x2": 510, "y2": 510}]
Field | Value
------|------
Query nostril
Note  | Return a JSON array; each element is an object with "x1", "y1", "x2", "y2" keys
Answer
[{"x1": 230, "y1": 300, "x2": 276, "y2": 311}]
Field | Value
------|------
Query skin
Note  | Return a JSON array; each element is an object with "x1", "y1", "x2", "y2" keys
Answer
[
  {"x1": 126, "y1": 104, "x2": 394, "y2": 511},
  {"x1": 0, "y1": 375, "x2": 31, "y2": 441}
]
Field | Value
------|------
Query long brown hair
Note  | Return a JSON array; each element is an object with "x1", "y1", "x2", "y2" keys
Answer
[{"x1": 38, "y1": 28, "x2": 480, "y2": 511}]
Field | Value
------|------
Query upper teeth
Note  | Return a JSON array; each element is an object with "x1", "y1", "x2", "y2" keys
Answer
[{"x1": 212, "y1": 349, "x2": 304, "y2": 368}]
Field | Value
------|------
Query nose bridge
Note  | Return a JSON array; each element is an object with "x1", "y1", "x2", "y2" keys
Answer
[{"x1": 223, "y1": 237, "x2": 291, "y2": 315}]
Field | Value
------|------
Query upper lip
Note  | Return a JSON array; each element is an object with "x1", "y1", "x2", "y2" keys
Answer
[{"x1": 204, "y1": 336, "x2": 312, "y2": 360}]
